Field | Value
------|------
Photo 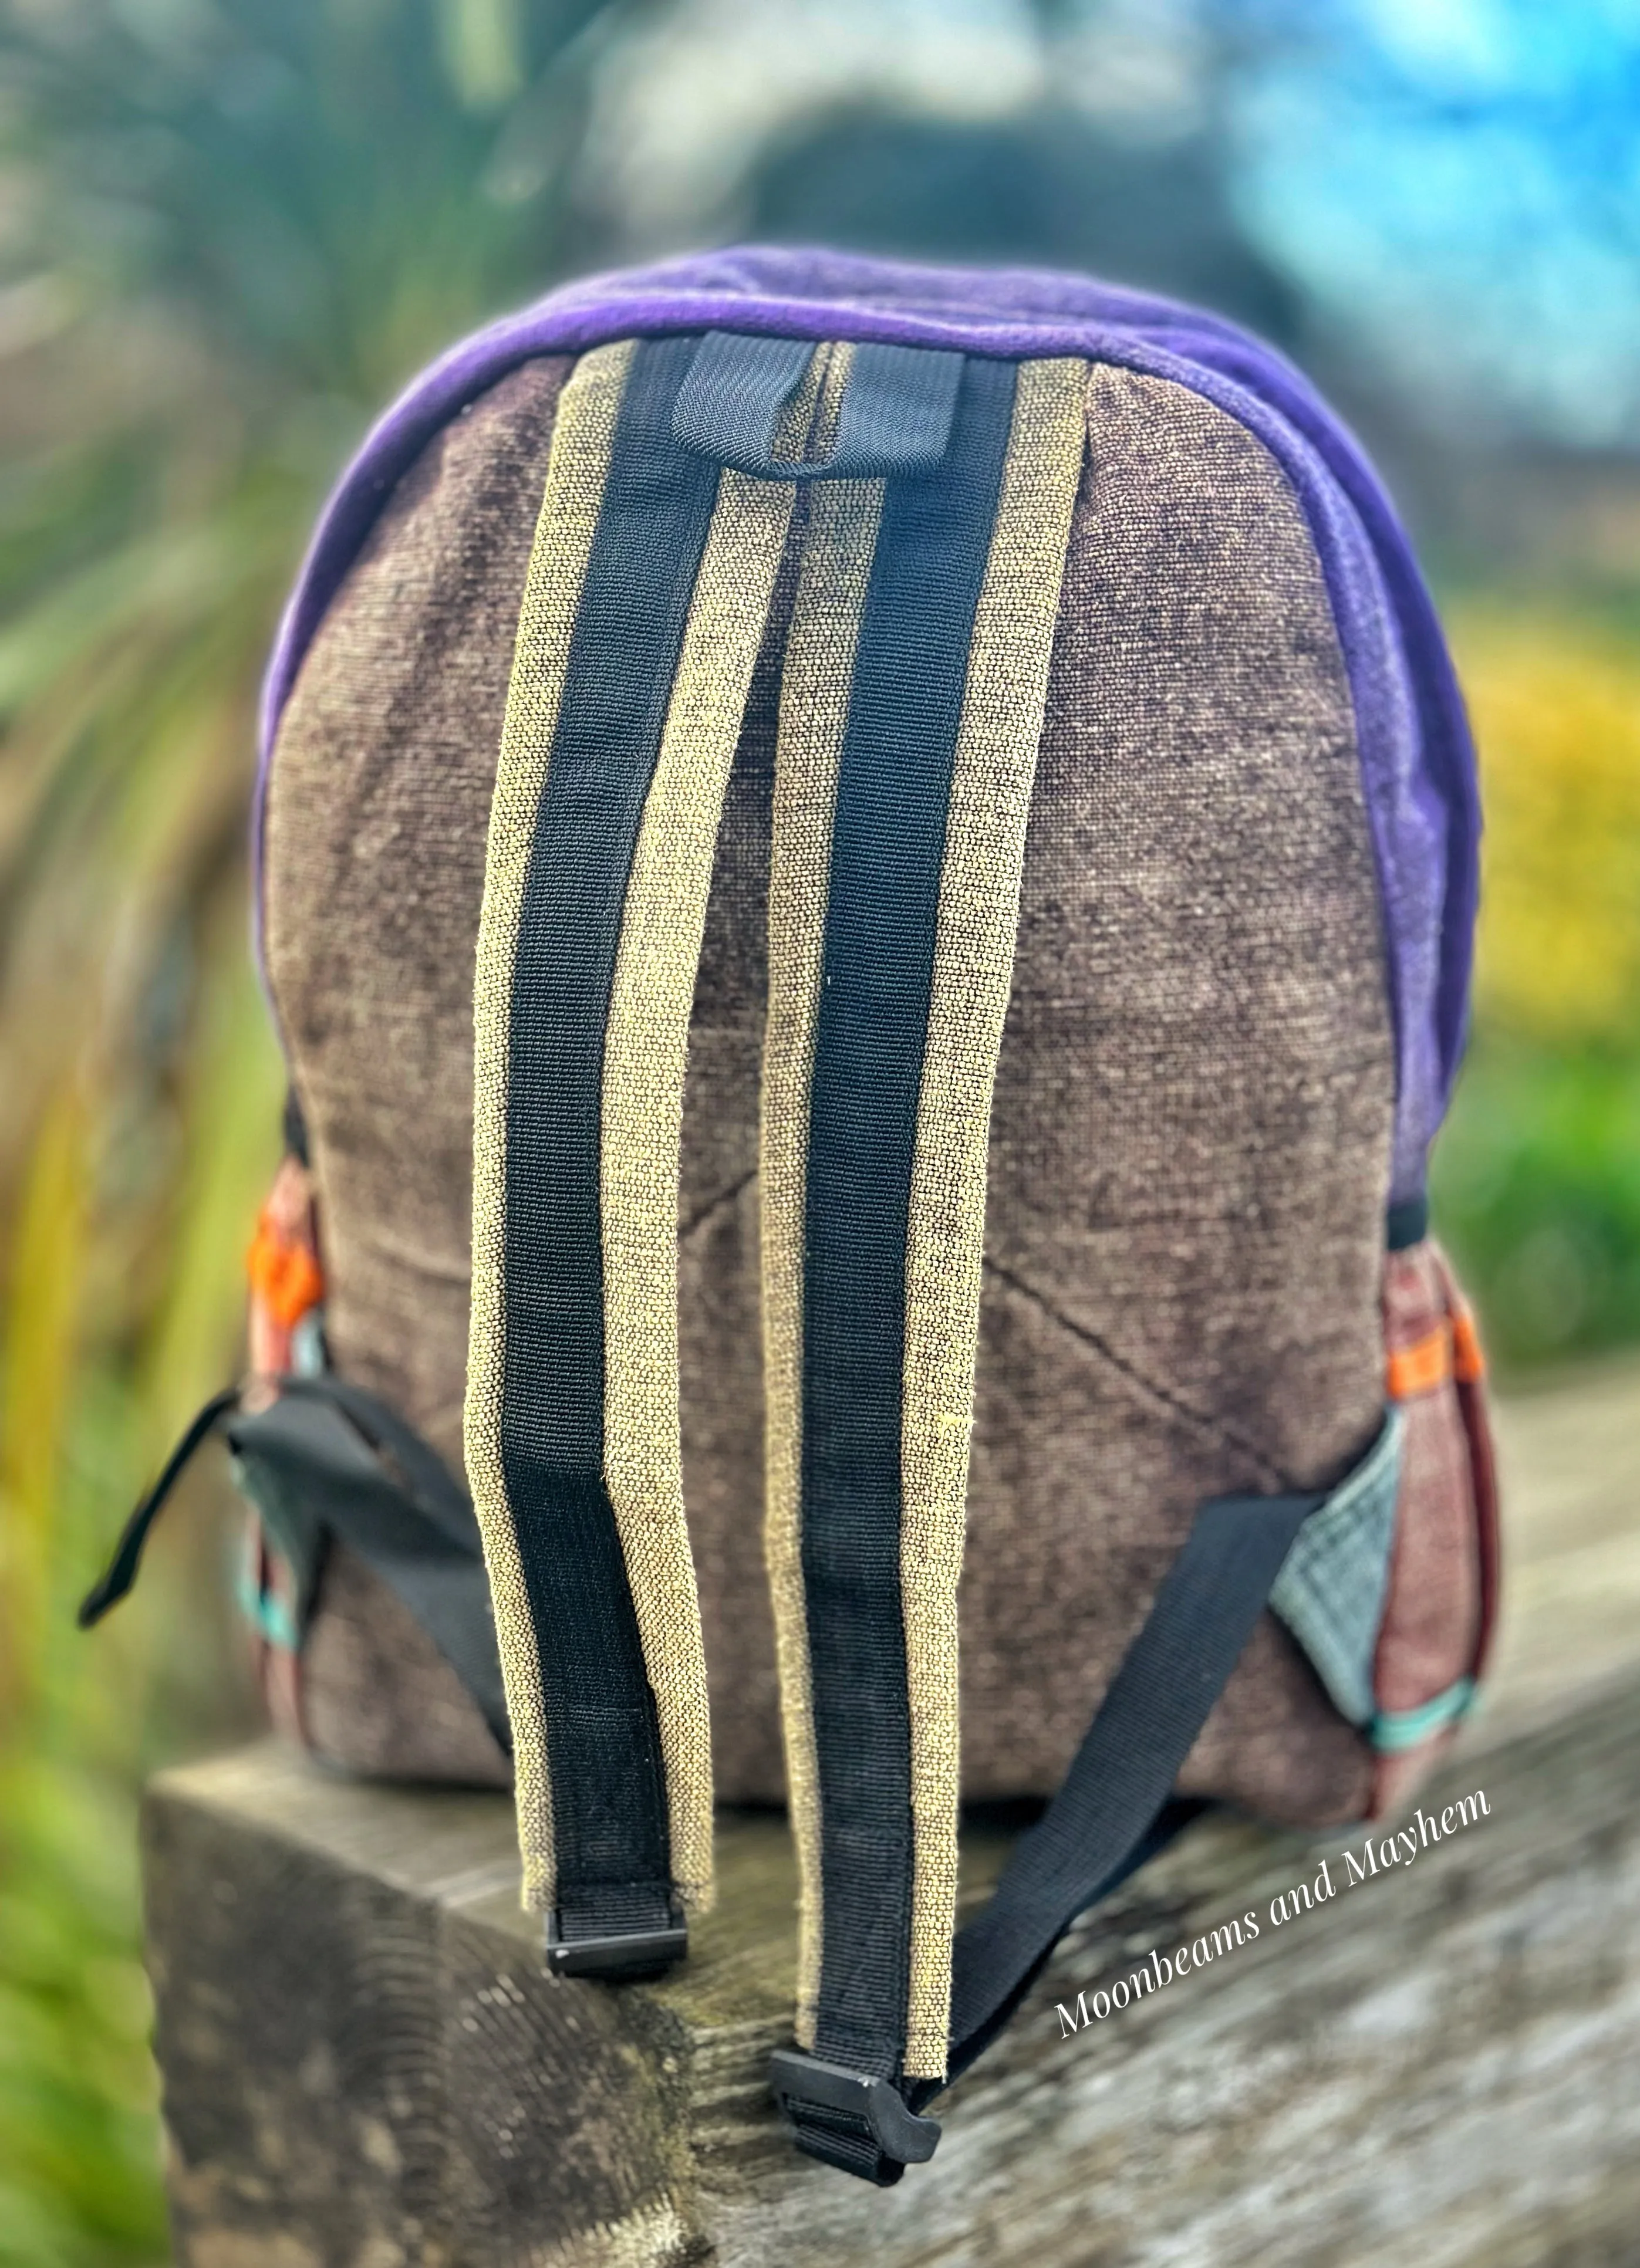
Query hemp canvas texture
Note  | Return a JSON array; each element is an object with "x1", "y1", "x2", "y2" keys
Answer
[
  {"x1": 970, "y1": 362, "x2": 1390, "y2": 1827},
  {"x1": 464, "y1": 340, "x2": 632, "y2": 1909},
  {"x1": 761, "y1": 471, "x2": 885, "y2": 2046},
  {"x1": 263, "y1": 353, "x2": 572, "y2": 1780},
  {"x1": 265, "y1": 356, "x2": 571, "y2": 1477},
  {"x1": 600, "y1": 466, "x2": 795, "y2": 1910},
  {"x1": 898, "y1": 356, "x2": 1087, "y2": 2078},
  {"x1": 263, "y1": 343, "x2": 1395, "y2": 1837}
]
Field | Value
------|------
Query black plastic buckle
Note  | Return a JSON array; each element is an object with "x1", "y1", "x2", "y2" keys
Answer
[
  {"x1": 544, "y1": 1904, "x2": 687, "y2": 1981},
  {"x1": 768, "y1": 2049, "x2": 942, "y2": 2167}
]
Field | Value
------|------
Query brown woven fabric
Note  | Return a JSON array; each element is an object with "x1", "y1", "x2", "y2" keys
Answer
[
  {"x1": 969, "y1": 363, "x2": 1391, "y2": 1826},
  {"x1": 464, "y1": 342, "x2": 634, "y2": 1904},
  {"x1": 265, "y1": 359, "x2": 571, "y2": 1786},
  {"x1": 301, "y1": 1543, "x2": 511, "y2": 1788},
  {"x1": 264, "y1": 349, "x2": 1395, "y2": 1827},
  {"x1": 266, "y1": 356, "x2": 573, "y2": 1475}
]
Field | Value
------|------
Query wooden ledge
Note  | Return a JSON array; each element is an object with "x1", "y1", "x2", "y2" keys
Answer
[{"x1": 144, "y1": 1363, "x2": 1640, "y2": 2266}]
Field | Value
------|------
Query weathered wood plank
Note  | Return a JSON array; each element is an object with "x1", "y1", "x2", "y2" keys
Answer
[{"x1": 145, "y1": 1364, "x2": 1640, "y2": 2267}]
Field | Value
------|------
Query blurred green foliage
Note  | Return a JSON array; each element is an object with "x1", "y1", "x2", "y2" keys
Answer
[
  {"x1": 0, "y1": 4, "x2": 632, "y2": 2257},
  {"x1": 1433, "y1": 602, "x2": 1640, "y2": 1371},
  {"x1": 0, "y1": 3, "x2": 1636, "y2": 2261}
]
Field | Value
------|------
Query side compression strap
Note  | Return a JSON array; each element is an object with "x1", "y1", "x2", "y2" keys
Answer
[
  {"x1": 77, "y1": 1377, "x2": 510, "y2": 1751},
  {"x1": 772, "y1": 1483, "x2": 1324, "y2": 2181},
  {"x1": 231, "y1": 1381, "x2": 511, "y2": 1751},
  {"x1": 468, "y1": 336, "x2": 795, "y2": 1966},
  {"x1": 77, "y1": 1387, "x2": 247, "y2": 1627}
]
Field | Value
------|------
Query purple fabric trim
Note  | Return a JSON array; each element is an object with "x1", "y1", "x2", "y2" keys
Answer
[{"x1": 255, "y1": 246, "x2": 1477, "y2": 1201}]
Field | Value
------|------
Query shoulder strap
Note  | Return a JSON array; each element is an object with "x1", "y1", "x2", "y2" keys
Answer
[
  {"x1": 465, "y1": 328, "x2": 988, "y2": 1979},
  {"x1": 760, "y1": 349, "x2": 1090, "y2": 2155},
  {"x1": 754, "y1": 346, "x2": 1415, "y2": 2181},
  {"x1": 465, "y1": 333, "x2": 788, "y2": 1973}
]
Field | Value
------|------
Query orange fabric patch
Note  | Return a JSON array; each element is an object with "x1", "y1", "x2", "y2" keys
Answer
[
  {"x1": 1450, "y1": 1303, "x2": 1486, "y2": 1385},
  {"x1": 247, "y1": 1209, "x2": 325, "y2": 1329},
  {"x1": 1385, "y1": 1324, "x2": 1451, "y2": 1401}
]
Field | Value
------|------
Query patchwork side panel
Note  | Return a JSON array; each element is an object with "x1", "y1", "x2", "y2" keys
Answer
[{"x1": 1366, "y1": 1239, "x2": 1490, "y2": 1817}]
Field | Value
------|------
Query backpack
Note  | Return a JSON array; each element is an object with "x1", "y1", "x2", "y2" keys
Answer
[{"x1": 86, "y1": 247, "x2": 1500, "y2": 2184}]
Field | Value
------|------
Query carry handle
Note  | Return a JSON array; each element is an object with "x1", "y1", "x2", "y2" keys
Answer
[{"x1": 671, "y1": 332, "x2": 963, "y2": 481}]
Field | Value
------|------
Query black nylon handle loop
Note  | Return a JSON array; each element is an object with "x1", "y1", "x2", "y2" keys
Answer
[{"x1": 671, "y1": 332, "x2": 964, "y2": 481}]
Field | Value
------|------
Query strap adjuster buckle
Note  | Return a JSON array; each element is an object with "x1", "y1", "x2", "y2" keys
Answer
[
  {"x1": 544, "y1": 1903, "x2": 687, "y2": 1980},
  {"x1": 768, "y1": 2049, "x2": 942, "y2": 2166}
]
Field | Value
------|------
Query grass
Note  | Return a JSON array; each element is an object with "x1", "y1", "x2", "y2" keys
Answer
[{"x1": 0, "y1": 8, "x2": 627, "y2": 2256}]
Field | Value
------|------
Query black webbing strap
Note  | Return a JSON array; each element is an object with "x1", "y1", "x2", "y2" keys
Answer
[
  {"x1": 771, "y1": 351, "x2": 1018, "y2": 2158},
  {"x1": 230, "y1": 1384, "x2": 510, "y2": 1748},
  {"x1": 672, "y1": 332, "x2": 964, "y2": 481},
  {"x1": 77, "y1": 1376, "x2": 510, "y2": 1750},
  {"x1": 500, "y1": 333, "x2": 721, "y2": 1973},
  {"x1": 774, "y1": 1485, "x2": 1324, "y2": 2182},
  {"x1": 76, "y1": 1386, "x2": 244, "y2": 1627}
]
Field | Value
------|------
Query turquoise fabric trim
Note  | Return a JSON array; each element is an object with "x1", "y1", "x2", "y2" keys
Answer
[
  {"x1": 291, "y1": 1307, "x2": 326, "y2": 1376},
  {"x1": 1370, "y1": 1678, "x2": 1477, "y2": 1753},
  {"x1": 1270, "y1": 1411, "x2": 1403, "y2": 1728},
  {"x1": 235, "y1": 1570, "x2": 299, "y2": 1654}
]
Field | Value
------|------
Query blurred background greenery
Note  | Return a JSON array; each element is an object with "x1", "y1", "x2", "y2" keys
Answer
[{"x1": 0, "y1": 1, "x2": 1636, "y2": 2258}]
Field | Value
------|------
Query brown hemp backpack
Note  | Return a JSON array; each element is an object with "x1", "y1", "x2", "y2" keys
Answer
[{"x1": 87, "y1": 249, "x2": 1499, "y2": 2180}]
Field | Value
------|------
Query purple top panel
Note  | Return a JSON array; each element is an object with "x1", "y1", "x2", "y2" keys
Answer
[{"x1": 257, "y1": 246, "x2": 1479, "y2": 1204}]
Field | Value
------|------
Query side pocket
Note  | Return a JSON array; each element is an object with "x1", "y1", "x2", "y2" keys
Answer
[
  {"x1": 241, "y1": 1150, "x2": 326, "y2": 1752},
  {"x1": 238, "y1": 1512, "x2": 312, "y2": 1751},
  {"x1": 1368, "y1": 1238, "x2": 1499, "y2": 1816}
]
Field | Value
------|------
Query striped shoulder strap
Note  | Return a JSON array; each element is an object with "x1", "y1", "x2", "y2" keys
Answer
[
  {"x1": 464, "y1": 327, "x2": 996, "y2": 1975},
  {"x1": 758, "y1": 347, "x2": 1091, "y2": 2155},
  {"x1": 753, "y1": 341, "x2": 1414, "y2": 2184},
  {"x1": 464, "y1": 326, "x2": 1376, "y2": 2179}
]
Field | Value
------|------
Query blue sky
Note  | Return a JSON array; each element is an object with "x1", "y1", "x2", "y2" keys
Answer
[
  {"x1": 595, "y1": 0, "x2": 1640, "y2": 445},
  {"x1": 1227, "y1": 0, "x2": 1640, "y2": 444}
]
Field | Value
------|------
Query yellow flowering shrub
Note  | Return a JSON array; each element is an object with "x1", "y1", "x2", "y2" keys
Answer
[
  {"x1": 1434, "y1": 600, "x2": 1640, "y2": 1365},
  {"x1": 1450, "y1": 606, "x2": 1640, "y2": 1045}
]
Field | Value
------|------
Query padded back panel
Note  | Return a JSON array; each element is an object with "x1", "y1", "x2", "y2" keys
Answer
[{"x1": 264, "y1": 350, "x2": 1393, "y2": 1825}]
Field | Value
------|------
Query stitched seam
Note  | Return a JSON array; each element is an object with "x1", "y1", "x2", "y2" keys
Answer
[{"x1": 982, "y1": 1254, "x2": 1288, "y2": 1490}]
